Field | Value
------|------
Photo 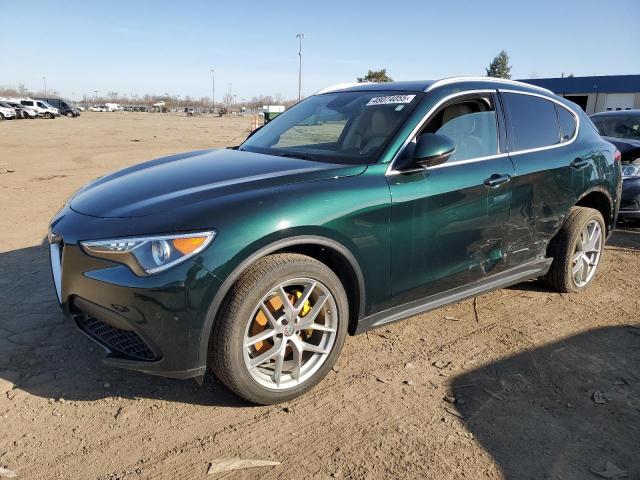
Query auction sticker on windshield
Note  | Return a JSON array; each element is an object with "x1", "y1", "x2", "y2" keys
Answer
[{"x1": 366, "y1": 94, "x2": 416, "y2": 106}]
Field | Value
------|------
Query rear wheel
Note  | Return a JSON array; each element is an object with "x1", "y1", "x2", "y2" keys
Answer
[
  {"x1": 0, "y1": 113, "x2": 4, "y2": 120},
  {"x1": 208, "y1": 253, "x2": 348, "y2": 404},
  {"x1": 544, "y1": 207, "x2": 605, "y2": 293}
]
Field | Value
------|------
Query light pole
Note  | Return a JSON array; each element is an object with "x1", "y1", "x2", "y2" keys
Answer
[
  {"x1": 211, "y1": 68, "x2": 216, "y2": 110},
  {"x1": 42, "y1": 76, "x2": 47, "y2": 94},
  {"x1": 296, "y1": 33, "x2": 304, "y2": 102},
  {"x1": 94, "y1": 90, "x2": 98, "y2": 104}
]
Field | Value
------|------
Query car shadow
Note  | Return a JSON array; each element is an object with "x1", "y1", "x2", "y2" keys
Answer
[
  {"x1": 449, "y1": 325, "x2": 640, "y2": 479},
  {"x1": 0, "y1": 243, "x2": 252, "y2": 408}
]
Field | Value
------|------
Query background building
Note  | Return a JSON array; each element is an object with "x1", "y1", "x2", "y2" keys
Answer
[{"x1": 521, "y1": 75, "x2": 640, "y2": 114}]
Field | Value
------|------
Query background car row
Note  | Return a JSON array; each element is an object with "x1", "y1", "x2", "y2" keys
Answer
[{"x1": 0, "y1": 96, "x2": 81, "y2": 120}]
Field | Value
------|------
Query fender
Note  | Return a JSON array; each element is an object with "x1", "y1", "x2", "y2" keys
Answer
[
  {"x1": 575, "y1": 184, "x2": 617, "y2": 234},
  {"x1": 196, "y1": 235, "x2": 366, "y2": 368}
]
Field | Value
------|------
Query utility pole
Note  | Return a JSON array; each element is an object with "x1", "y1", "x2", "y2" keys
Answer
[
  {"x1": 296, "y1": 33, "x2": 304, "y2": 102},
  {"x1": 42, "y1": 76, "x2": 47, "y2": 94},
  {"x1": 211, "y1": 68, "x2": 216, "y2": 110}
]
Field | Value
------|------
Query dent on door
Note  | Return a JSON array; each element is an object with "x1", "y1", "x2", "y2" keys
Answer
[
  {"x1": 508, "y1": 147, "x2": 578, "y2": 262},
  {"x1": 388, "y1": 156, "x2": 514, "y2": 306}
]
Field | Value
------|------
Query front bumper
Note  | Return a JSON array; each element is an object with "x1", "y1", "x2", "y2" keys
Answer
[
  {"x1": 48, "y1": 207, "x2": 222, "y2": 379},
  {"x1": 619, "y1": 177, "x2": 640, "y2": 219}
]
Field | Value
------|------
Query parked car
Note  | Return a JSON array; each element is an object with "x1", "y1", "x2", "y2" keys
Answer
[
  {"x1": 19, "y1": 99, "x2": 59, "y2": 119},
  {"x1": 591, "y1": 110, "x2": 640, "y2": 221},
  {"x1": 48, "y1": 77, "x2": 621, "y2": 404},
  {"x1": 4, "y1": 101, "x2": 37, "y2": 119},
  {"x1": 0, "y1": 102, "x2": 16, "y2": 120},
  {"x1": 89, "y1": 105, "x2": 107, "y2": 112},
  {"x1": 35, "y1": 97, "x2": 81, "y2": 117}
]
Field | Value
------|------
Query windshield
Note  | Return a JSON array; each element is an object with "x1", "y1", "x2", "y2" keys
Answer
[
  {"x1": 241, "y1": 91, "x2": 423, "y2": 164},
  {"x1": 592, "y1": 115, "x2": 640, "y2": 140}
]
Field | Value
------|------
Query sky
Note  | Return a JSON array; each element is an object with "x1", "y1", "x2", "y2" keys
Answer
[{"x1": 1, "y1": 0, "x2": 639, "y2": 102}]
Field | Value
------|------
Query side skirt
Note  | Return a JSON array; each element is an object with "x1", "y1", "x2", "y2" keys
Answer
[{"x1": 355, "y1": 257, "x2": 553, "y2": 334}]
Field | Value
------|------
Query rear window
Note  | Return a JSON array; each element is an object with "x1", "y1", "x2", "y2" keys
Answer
[
  {"x1": 502, "y1": 92, "x2": 561, "y2": 151},
  {"x1": 592, "y1": 116, "x2": 640, "y2": 140},
  {"x1": 555, "y1": 105, "x2": 577, "y2": 142}
]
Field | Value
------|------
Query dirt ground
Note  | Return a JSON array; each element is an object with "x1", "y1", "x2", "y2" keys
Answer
[{"x1": 0, "y1": 112, "x2": 639, "y2": 480}]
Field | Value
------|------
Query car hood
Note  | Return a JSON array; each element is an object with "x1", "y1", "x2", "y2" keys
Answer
[
  {"x1": 70, "y1": 149, "x2": 367, "y2": 218},
  {"x1": 603, "y1": 136, "x2": 640, "y2": 158}
]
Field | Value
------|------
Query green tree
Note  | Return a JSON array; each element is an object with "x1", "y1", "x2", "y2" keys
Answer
[
  {"x1": 485, "y1": 51, "x2": 512, "y2": 79},
  {"x1": 357, "y1": 68, "x2": 393, "y2": 83}
]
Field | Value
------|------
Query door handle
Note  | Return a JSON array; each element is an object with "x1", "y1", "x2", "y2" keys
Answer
[
  {"x1": 484, "y1": 173, "x2": 511, "y2": 188},
  {"x1": 570, "y1": 158, "x2": 589, "y2": 169}
]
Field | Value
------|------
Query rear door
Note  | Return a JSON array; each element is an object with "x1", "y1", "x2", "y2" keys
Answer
[
  {"x1": 388, "y1": 91, "x2": 515, "y2": 305},
  {"x1": 499, "y1": 91, "x2": 578, "y2": 261}
]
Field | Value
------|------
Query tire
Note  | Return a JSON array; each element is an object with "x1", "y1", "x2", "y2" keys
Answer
[
  {"x1": 65, "y1": 111, "x2": 74, "y2": 118},
  {"x1": 44, "y1": 112, "x2": 54, "y2": 119},
  {"x1": 544, "y1": 207, "x2": 605, "y2": 293},
  {"x1": 0, "y1": 113, "x2": 4, "y2": 120},
  {"x1": 208, "y1": 253, "x2": 349, "y2": 404}
]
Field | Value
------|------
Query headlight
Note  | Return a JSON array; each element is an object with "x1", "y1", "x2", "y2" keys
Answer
[
  {"x1": 81, "y1": 231, "x2": 216, "y2": 275},
  {"x1": 622, "y1": 164, "x2": 640, "y2": 179}
]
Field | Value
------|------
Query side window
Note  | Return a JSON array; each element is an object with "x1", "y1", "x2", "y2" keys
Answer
[
  {"x1": 37, "y1": 102, "x2": 47, "y2": 108},
  {"x1": 502, "y1": 92, "x2": 561, "y2": 151},
  {"x1": 421, "y1": 96, "x2": 499, "y2": 162},
  {"x1": 21, "y1": 101, "x2": 33, "y2": 106},
  {"x1": 555, "y1": 105, "x2": 577, "y2": 142}
]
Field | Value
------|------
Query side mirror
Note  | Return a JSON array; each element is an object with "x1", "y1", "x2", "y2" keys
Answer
[{"x1": 412, "y1": 133, "x2": 455, "y2": 168}]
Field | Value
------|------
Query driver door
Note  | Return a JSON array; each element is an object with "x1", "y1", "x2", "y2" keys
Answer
[{"x1": 387, "y1": 92, "x2": 515, "y2": 306}]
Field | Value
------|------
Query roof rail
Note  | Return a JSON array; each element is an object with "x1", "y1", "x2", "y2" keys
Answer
[{"x1": 426, "y1": 76, "x2": 554, "y2": 95}]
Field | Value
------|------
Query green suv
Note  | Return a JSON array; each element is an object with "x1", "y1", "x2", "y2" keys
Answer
[{"x1": 49, "y1": 77, "x2": 622, "y2": 404}]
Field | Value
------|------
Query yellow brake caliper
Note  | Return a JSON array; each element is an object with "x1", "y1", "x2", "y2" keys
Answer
[{"x1": 251, "y1": 290, "x2": 312, "y2": 353}]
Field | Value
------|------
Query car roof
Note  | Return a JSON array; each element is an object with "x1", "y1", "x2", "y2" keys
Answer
[
  {"x1": 316, "y1": 76, "x2": 553, "y2": 96},
  {"x1": 590, "y1": 109, "x2": 640, "y2": 118}
]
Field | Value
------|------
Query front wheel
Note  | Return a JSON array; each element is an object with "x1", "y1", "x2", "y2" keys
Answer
[
  {"x1": 65, "y1": 111, "x2": 74, "y2": 118},
  {"x1": 544, "y1": 207, "x2": 605, "y2": 293},
  {"x1": 44, "y1": 112, "x2": 54, "y2": 119},
  {"x1": 208, "y1": 253, "x2": 349, "y2": 404}
]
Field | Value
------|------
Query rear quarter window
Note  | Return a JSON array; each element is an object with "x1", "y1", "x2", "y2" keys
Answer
[
  {"x1": 502, "y1": 92, "x2": 561, "y2": 151},
  {"x1": 555, "y1": 105, "x2": 577, "y2": 142}
]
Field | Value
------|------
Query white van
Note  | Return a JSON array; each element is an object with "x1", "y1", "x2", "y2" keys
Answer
[
  {"x1": 105, "y1": 103, "x2": 123, "y2": 112},
  {"x1": 19, "y1": 99, "x2": 60, "y2": 119}
]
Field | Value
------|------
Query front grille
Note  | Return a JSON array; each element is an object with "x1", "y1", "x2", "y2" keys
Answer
[{"x1": 76, "y1": 313, "x2": 158, "y2": 361}]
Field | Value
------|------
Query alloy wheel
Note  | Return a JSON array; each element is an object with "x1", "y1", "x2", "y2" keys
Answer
[
  {"x1": 571, "y1": 219, "x2": 602, "y2": 287},
  {"x1": 242, "y1": 278, "x2": 338, "y2": 390}
]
